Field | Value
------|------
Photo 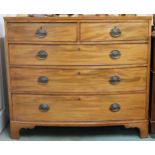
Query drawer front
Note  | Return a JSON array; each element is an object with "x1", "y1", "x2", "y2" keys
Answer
[
  {"x1": 7, "y1": 23, "x2": 77, "y2": 42},
  {"x1": 10, "y1": 67, "x2": 147, "y2": 93},
  {"x1": 81, "y1": 22, "x2": 149, "y2": 41},
  {"x1": 9, "y1": 44, "x2": 148, "y2": 66},
  {"x1": 12, "y1": 94, "x2": 146, "y2": 122}
]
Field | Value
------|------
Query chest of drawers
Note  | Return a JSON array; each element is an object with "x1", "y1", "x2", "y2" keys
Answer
[{"x1": 4, "y1": 16, "x2": 151, "y2": 139}]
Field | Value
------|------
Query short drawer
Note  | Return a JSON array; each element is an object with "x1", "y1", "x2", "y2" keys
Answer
[
  {"x1": 80, "y1": 22, "x2": 149, "y2": 41},
  {"x1": 12, "y1": 94, "x2": 146, "y2": 122},
  {"x1": 7, "y1": 23, "x2": 77, "y2": 42},
  {"x1": 10, "y1": 67, "x2": 147, "y2": 93},
  {"x1": 9, "y1": 44, "x2": 148, "y2": 66}
]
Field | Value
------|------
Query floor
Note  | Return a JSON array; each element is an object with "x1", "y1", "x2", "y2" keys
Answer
[{"x1": 0, "y1": 125, "x2": 155, "y2": 141}]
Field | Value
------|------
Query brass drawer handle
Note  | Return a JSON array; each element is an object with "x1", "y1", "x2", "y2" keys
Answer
[
  {"x1": 109, "y1": 76, "x2": 121, "y2": 85},
  {"x1": 36, "y1": 50, "x2": 48, "y2": 60},
  {"x1": 110, "y1": 50, "x2": 121, "y2": 59},
  {"x1": 35, "y1": 27, "x2": 47, "y2": 38},
  {"x1": 110, "y1": 26, "x2": 121, "y2": 38},
  {"x1": 38, "y1": 76, "x2": 49, "y2": 84},
  {"x1": 39, "y1": 104, "x2": 49, "y2": 112},
  {"x1": 110, "y1": 103, "x2": 120, "y2": 112}
]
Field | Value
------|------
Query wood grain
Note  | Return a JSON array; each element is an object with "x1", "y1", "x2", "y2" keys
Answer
[
  {"x1": 4, "y1": 20, "x2": 14, "y2": 120},
  {"x1": 12, "y1": 93, "x2": 146, "y2": 122},
  {"x1": 10, "y1": 67, "x2": 147, "y2": 93},
  {"x1": 81, "y1": 22, "x2": 149, "y2": 41},
  {"x1": 7, "y1": 23, "x2": 77, "y2": 42},
  {"x1": 9, "y1": 44, "x2": 148, "y2": 66},
  {"x1": 4, "y1": 16, "x2": 152, "y2": 23}
]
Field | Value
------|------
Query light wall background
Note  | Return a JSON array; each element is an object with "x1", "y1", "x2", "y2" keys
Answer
[
  {"x1": 0, "y1": 14, "x2": 15, "y2": 133},
  {"x1": 0, "y1": 14, "x2": 7, "y2": 133}
]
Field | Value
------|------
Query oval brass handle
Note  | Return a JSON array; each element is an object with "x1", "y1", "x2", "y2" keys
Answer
[
  {"x1": 38, "y1": 76, "x2": 49, "y2": 84},
  {"x1": 36, "y1": 50, "x2": 48, "y2": 60},
  {"x1": 110, "y1": 103, "x2": 120, "y2": 112},
  {"x1": 109, "y1": 76, "x2": 121, "y2": 85},
  {"x1": 39, "y1": 104, "x2": 49, "y2": 112},
  {"x1": 110, "y1": 50, "x2": 121, "y2": 59},
  {"x1": 110, "y1": 27, "x2": 121, "y2": 38},
  {"x1": 35, "y1": 27, "x2": 47, "y2": 38}
]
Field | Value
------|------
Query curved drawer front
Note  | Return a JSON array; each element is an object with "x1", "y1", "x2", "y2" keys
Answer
[
  {"x1": 12, "y1": 94, "x2": 146, "y2": 122},
  {"x1": 10, "y1": 67, "x2": 146, "y2": 93},
  {"x1": 7, "y1": 23, "x2": 77, "y2": 42},
  {"x1": 9, "y1": 44, "x2": 148, "y2": 66},
  {"x1": 80, "y1": 22, "x2": 149, "y2": 41}
]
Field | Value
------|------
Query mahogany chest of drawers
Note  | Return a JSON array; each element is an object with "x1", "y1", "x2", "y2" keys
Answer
[{"x1": 4, "y1": 16, "x2": 151, "y2": 139}]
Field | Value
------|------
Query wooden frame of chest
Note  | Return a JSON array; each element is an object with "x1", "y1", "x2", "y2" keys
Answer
[{"x1": 4, "y1": 16, "x2": 152, "y2": 139}]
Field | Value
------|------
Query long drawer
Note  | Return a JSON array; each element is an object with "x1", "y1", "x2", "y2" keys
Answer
[
  {"x1": 12, "y1": 93, "x2": 146, "y2": 122},
  {"x1": 7, "y1": 23, "x2": 77, "y2": 42},
  {"x1": 10, "y1": 67, "x2": 147, "y2": 93},
  {"x1": 80, "y1": 22, "x2": 149, "y2": 41},
  {"x1": 9, "y1": 44, "x2": 148, "y2": 66}
]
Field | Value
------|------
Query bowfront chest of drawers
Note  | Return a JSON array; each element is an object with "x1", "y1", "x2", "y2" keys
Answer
[{"x1": 4, "y1": 16, "x2": 151, "y2": 139}]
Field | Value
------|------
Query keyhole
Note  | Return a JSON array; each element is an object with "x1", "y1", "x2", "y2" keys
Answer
[
  {"x1": 78, "y1": 97, "x2": 81, "y2": 101},
  {"x1": 77, "y1": 72, "x2": 81, "y2": 75},
  {"x1": 77, "y1": 47, "x2": 81, "y2": 51}
]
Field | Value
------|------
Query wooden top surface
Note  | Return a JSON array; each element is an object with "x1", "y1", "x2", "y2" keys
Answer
[{"x1": 4, "y1": 16, "x2": 152, "y2": 22}]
